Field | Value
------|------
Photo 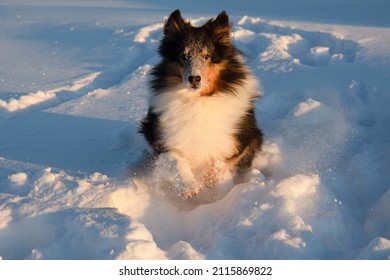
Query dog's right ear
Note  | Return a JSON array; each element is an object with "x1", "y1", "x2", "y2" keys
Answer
[{"x1": 163, "y1": 10, "x2": 185, "y2": 37}]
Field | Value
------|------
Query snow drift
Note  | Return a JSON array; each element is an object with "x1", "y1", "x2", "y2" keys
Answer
[{"x1": 1, "y1": 0, "x2": 390, "y2": 260}]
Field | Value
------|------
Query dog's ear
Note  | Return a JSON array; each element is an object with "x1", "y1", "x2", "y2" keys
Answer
[
  {"x1": 163, "y1": 10, "x2": 185, "y2": 37},
  {"x1": 214, "y1": 11, "x2": 230, "y2": 28},
  {"x1": 210, "y1": 11, "x2": 231, "y2": 44}
]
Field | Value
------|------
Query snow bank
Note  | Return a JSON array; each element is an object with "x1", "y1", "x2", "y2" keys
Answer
[
  {"x1": 0, "y1": 72, "x2": 100, "y2": 116},
  {"x1": 0, "y1": 91, "x2": 56, "y2": 112}
]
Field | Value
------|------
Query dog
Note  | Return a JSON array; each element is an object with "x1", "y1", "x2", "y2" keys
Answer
[{"x1": 139, "y1": 10, "x2": 263, "y2": 198}]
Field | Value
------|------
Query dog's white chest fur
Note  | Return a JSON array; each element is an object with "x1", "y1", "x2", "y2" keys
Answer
[{"x1": 151, "y1": 79, "x2": 259, "y2": 169}]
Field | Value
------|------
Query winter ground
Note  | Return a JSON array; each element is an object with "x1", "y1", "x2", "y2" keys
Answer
[{"x1": 1, "y1": 0, "x2": 390, "y2": 260}]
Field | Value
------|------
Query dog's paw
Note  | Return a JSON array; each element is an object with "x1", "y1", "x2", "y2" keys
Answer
[{"x1": 182, "y1": 182, "x2": 203, "y2": 199}]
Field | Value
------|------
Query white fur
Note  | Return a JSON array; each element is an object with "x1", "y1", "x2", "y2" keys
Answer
[{"x1": 150, "y1": 74, "x2": 261, "y2": 173}]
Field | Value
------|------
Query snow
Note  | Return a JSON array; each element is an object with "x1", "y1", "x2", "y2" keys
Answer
[
  {"x1": 1, "y1": 0, "x2": 390, "y2": 260},
  {"x1": 293, "y1": 98, "x2": 321, "y2": 117}
]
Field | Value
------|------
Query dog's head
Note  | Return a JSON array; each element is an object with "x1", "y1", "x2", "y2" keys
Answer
[{"x1": 155, "y1": 10, "x2": 236, "y2": 96}]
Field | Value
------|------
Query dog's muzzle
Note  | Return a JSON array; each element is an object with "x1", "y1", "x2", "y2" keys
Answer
[{"x1": 188, "y1": 75, "x2": 201, "y2": 88}]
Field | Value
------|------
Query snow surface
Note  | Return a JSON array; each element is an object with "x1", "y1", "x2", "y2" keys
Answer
[{"x1": 1, "y1": 0, "x2": 390, "y2": 260}]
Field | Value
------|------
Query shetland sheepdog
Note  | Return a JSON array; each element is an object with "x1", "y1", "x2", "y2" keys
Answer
[{"x1": 139, "y1": 10, "x2": 263, "y2": 198}]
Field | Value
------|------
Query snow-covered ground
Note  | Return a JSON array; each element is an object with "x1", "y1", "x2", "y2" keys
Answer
[{"x1": 1, "y1": 0, "x2": 390, "y2": 260}]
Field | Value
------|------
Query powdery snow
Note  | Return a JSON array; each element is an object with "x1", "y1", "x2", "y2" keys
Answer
[
  {"x1": 0, "y1": 0, "x2": 390, "y2": 260},
  {"x1": 293, "y1": 99, "x2": 321, "y2": 117}
]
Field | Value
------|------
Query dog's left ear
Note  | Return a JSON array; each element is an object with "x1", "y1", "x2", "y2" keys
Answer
[
  {"x1": 210, "y1": 11, "x2": 231, "y2": 44},
  {"x1": 163, "y1": 9, "x2": 186, "y2": 38}
]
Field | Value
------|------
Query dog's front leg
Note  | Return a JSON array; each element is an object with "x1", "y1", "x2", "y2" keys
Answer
[{"x1": 157, "y1": 151, "x2": 201, "y2": 198}]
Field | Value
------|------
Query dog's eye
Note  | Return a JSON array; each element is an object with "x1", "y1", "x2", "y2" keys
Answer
[
  {"x1": 204, "y1": 54, "x2": 210, "y2": 60},
  {"x1": 181, "y1": 53, "x2": 192, "y2": 61}
]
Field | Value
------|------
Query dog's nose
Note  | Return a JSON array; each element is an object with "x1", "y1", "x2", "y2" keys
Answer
[{"x1": 188, "y1": 75, "x2": 201, "y2": 86}]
